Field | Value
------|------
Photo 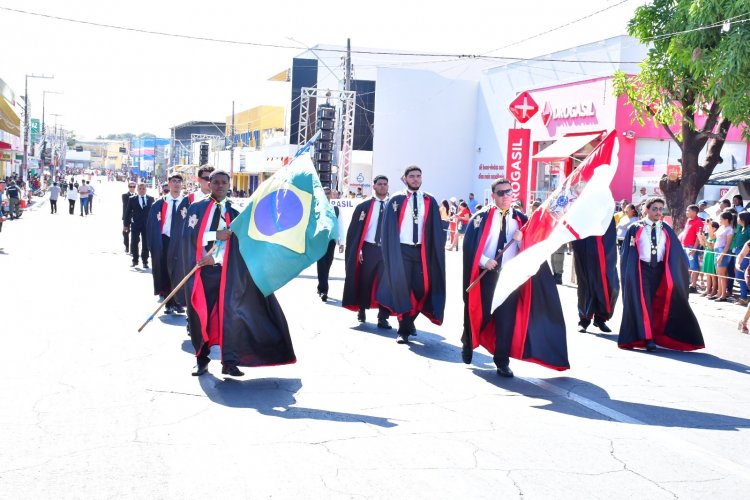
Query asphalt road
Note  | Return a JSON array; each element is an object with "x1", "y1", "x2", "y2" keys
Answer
[{"x1": 1, "y1": 179, "x2": 749, "y2": 499}]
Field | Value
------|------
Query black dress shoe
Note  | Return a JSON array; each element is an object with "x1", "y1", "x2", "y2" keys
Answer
[
  {"x1": 173, "y1": 305, "x2": 185, "y2": 314},
  {"x1": 357, "y1": 309, "x2": 366, "y2": 323},
  {"x1": 593, "y1": 320, "x2": 612, "y2": 333},
  {"x1": 143, "y1": 263, "x2": 149, "y2": 269},
  {"x1": 409, "y1": 324, "x2": 417, "y2": 336},
  {"x1": 578, "y1": 319, "x2": 590, "y2": 333},
  {"x1": 320, "y1": 294, "x2": 328, "y2": 302},
  {"x1": 131, "y1": 262, "x2": 138, "y2": 267},
  {"x1": 164, "y1": 305, "x2": 174, "y2": 315},
  {"x1": 377, "y1": 319, "x2": 392, "y2": 329},
  {"x1": 496, "y1": 365, "x2": 514, "y2": 378},
  {"x1": 221, "y1": 364, "x2": 245, "y2": 376},
  {"x1": 192, "y1": 362, "x2": 209, "y2": 376},
  {"x1": 461, "y1": 348, "x2": 473, "y2": 364},
  {"x1": 396, "y1": 334, "x2": 409, "y2": 344},
  {"x1": 646, "y1": 340, "x2": 657, "y2": 352}
]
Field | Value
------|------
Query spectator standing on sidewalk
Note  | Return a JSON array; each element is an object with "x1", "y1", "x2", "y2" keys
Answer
[
  {"x1": 678, "y1": 204, "x2": 705, "y2": 293},
  {"x1": 0, "y1": 180, "x2": 7, "y2": 232},
  {"x1": 733, "y1": 212, "x2": 750, "y2": 305},
  {"x1": 48, "y1": 182, "x2": 61, "y2": 214},
  {"x1": 466, "y1": 193, "x2": 479, "y2": 214},
  {"x1": 713, "y1": 211, "x2": 735, "y2": 302},
  {"x1": 698, "y1": 221, "x2": 719, "y2": 299},
  {"x1": 78, "y1": 181, "x2": 90, "y2": 216},
  {"x1": 66, "y1": 182, "x2": 78, "y2": 215}
]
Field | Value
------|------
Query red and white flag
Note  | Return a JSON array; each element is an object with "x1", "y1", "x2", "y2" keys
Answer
[{"x1": 492, "y1": 131, "x2": 619, "y2": 311}]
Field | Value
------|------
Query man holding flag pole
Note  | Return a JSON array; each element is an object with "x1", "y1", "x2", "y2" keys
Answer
[{"x1": 463, "y1": 130, "x2": 623, "y2": 374}]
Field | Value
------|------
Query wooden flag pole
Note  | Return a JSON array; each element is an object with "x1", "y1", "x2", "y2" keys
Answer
[
  {"x1": 465, "y1": 240, "x2": 516, "y2": 293},
  {"x1": 138, "y1": 245, "x2": 215, "y2": 333}
]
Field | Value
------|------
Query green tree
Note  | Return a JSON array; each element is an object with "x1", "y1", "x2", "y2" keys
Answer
[
  {"x1": 613, "y1": 0, "x2": 750, "y2": 231},
  {"x1": 66, "y1": 132, "x2": 77, "y2": 149}
]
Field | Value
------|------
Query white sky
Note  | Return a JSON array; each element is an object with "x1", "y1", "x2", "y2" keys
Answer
[{"x1": 0, "y1": 0, "x2": 640, "y2": 139}]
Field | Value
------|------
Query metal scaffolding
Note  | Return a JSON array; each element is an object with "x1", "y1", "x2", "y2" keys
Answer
[{"x1": 297, "y1": 87, "x2": 356, "y2": 194}]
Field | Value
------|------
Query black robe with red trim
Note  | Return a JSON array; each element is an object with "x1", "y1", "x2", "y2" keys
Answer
[
  {"x1": 182, "y1": 199, "x2": 296, "y2": 367},
  {"x1": 376, "y1": 191, "x2": 446, "y2": 323},
  {"x1": 618, "y1": 221, "x2": 704, "y2": 350},
  {"x1": 342, "y1": 198, "x2": 385, "y2": 311},
  {"x1": 571, "y1": 219, "x2": 620, "y2": 321},
  {"x1": 146, "y1": 197, "x2": 190, "y2": 302},
  {"x1": 462, "y1": 206, "x2": 569, "y2": 370}
]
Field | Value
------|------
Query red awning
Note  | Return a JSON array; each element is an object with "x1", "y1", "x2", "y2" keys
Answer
[
  {"x1": 0, "y1": 141, "x2": 11, "y2": 149},
  {"x1": 532, "y1": 133, "x2": 603, "y2": 162}
]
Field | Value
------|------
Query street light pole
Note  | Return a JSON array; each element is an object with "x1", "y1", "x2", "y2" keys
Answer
[
  {"x1": 49, "y1": 113, "x2": 63, "y2": 181},
  {"x1": 40, "y1": 90, "x2": 62, "y2": 179},
  {"x1": 22, "y1": 74, "x2": 53, "y2": 182}
]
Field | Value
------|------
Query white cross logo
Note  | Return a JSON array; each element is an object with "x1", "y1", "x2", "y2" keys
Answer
[{"x1": 514, "y1": 97, "x2": 535, "y2": 120}]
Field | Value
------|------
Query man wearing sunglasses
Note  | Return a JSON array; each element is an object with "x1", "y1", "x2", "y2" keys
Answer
[
  {"x1": 461, "y1": 178, "x2": 570, "y2": 376},
  {"x1": 189, "y1": 165, "x2": 214, "y2": 204},
  {"x1": 377, "y1": 165, "x2": 446, "y2": 344}
]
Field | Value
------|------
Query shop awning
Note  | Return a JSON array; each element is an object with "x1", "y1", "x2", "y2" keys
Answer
[
  {"x1": 708, "y1": 165, "x2": 750, "y2": 186},
  {"x1": 0, "y1": 97, "x2": 20, "y2": 136},
  {"x1": 532, "y1": 133, "x2": 603, "y2": 162}
]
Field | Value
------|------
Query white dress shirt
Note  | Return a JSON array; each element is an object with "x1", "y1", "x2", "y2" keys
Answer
[
  {"x1": 637, "y1": 219, "x2": 666, "y2": 262},
  {"x1": 480, "y1": 208, "x2": 521, "y2": 269},
  {"x1": 162, "y1": 195, "x2": 184, "y2": 237},
  {"x1": 398, "y1": 190, "x2": 425, "y2": 245},
  {"x1": 202, "y1": 202, "x2": 228, "y2": 265},
  {"x1": 363, "y1": 197, "x2": 388, "y2": 243}
]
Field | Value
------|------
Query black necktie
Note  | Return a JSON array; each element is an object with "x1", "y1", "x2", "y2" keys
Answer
[
  {"x1": 140, "y1": 196, "x2": 145, "y2": 209},
  {"x1": 205, "y1": 203, "x2": 222, "y2": 252},
  {"x1": 650, "y1": 223, "x2": 658, "y2": 266},
  {"x1": 412, "y1": 194, "x2": 419, "y2": 245},
  {"x1": 171, "y1": 200, "x2": 180, "y2": 234},
  {"x1": 496, "y1": 209, "x2": 507, "y2": 268},
  {"x1": 374, "y1": 200, "x2": 384, "y2": 245}
]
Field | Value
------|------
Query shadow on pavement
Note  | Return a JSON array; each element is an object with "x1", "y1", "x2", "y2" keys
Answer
[
  {"x1": 350, "y1": 323, "x2": 495, "y2": 365},
  {"x1": 158, "y1": 314, "x2": 187, "y2": 327},
  {"x1": 198, "y1": 375, "x2": 397, "y2": 427},
  {"x1": 583, "y1": 331, "x2": 750, "y2": 374},
  {"x1": 296, "y1": 273, "x2": 345, "y2": 282},
  {"x1": 473, "y1": 370, "x2": 750, "y2": 430}
]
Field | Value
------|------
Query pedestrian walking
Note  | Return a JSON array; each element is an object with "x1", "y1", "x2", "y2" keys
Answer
[
  {"x1": 78, "y1": 181, "x2": 90, "y2": 216},
  {"x1": 147, "y1": 173, "x2": 190, "y2": 314},
  {"x1": 122, "y1": 182, "x2": 136, "y2": 252},
  {"x1": 315, "y1": 187, "x2": 343, "y2": 302},
  {"x1": 123, "y1": 183, "x2": 153, "y2": 268},
  {"x1": 619, "y1": 197, "x2": 705, "y2": 351},
  {"x1": 461, "y1": 178, "x2": 569, "y2": 377},
  {"x1": 342, "y1": 174, "x2": 392, "y2": 329},
  {"x1": 182, "y1": 170, "x2": 296, "y2": 377},
  {"x1": 377, "y1": 165, "x2": 446, "y2": 344},
  {"x1": 48, "y1": 182, "x2": 61, "y2": 214},
  {"x1": 6, "y1": 181, "x2": 21, "y2": 219},
  {"x1": 0, "y1": 180, "x2": 7, "y2": 232},
  {"x1": 87, "y1": 182, "x2": 95, "y2": 214},
  {"x1": 66, "y1": 183, "x2": 78, "y2": 215}
]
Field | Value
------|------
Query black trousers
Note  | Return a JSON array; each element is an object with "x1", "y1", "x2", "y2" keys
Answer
[
  {"x1": 195, "y1": 265, "x2": 221, "y2": 363},
  {"x1": 130, "y1": 225, "x2": 149, "y2": 265},
  {"x1": 50, "y1": 199, "x2": 57, "y2": 213},
  {"x1": 491, "y1": 288, "x2": 521, "y2": 368},
  {"x1": 122, "y1": 228, "x2": 130, "y2": 252},
  {"x1": 640, "y1": 261, "x2": 665, "y2": 338},
  {"x1": 359, "y1": 242, "x2": 389, "y2": 321},
  {"x1": 68, "y1": 199, "x2": 75, "y2": 214},
  {"x1": 398, "y1": 244, "x2": 426, "y2": 334},
  {"x1": 316, "y1": 240, "x2": 337, "y2": 294},
  {"x1": 160, "y1": 234, "x2": 176, "y2": 307}
]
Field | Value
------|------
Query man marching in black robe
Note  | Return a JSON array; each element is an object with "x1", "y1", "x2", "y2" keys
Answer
[
  {"x1": 461, "y1": 178, "x2": 569, "y2": 377},
  {"x1": 182, "y1": 170, "x2": 295, "y2": 377},
  {"x1": 147, "y1": 173, "x2": 190, "y2": 314},
  {"x1": 572, "y1": 219, "x2": 620, "y2": 333},
  {"x1": 619, "y1": 197, "x2": 704, "y2": 351},
  {"x1": 342, "y1": 175, "x2": 392, "y2": 329},
  {"x1": 377, "y1": 165, "x2": 446, "y2": 344}
]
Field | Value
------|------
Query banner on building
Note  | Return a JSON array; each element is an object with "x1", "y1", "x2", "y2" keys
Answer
[{"x1": 505, "y1": 128, "x2": 531, "y2": 208}]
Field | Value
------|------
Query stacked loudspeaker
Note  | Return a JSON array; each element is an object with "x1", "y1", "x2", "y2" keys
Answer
[
  {"x1": 199, "y1": 142, "x2": 209, "y2": 166},
  {"x1": 314, "y1": 104, "x2": 336, "y2": 188}
]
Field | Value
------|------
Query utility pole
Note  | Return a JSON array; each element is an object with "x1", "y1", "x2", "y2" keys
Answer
[
  {"x1": 338, "y1": 38, "x2": 353, "y2": 193},
  {"x1": 22, "y1": 74, "x2": 53, "y2": 182},
  {"x1": 230, "y1": 100, "x2": 235, "y2": 192}
]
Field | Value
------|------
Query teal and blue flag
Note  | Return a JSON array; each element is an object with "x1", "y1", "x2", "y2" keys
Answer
[{"x1": 230, "y1": 151, "x2": 338, "y2": 296}]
